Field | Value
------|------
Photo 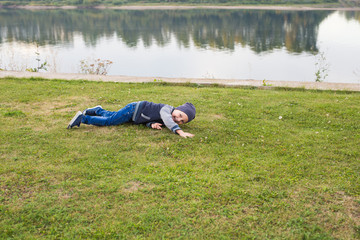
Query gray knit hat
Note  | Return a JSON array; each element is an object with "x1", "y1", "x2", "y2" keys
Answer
[{"x1": 176, "y1": 102, "x2": 196, "y2": 123}]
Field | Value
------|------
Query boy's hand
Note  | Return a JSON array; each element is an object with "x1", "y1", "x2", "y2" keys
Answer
[
  {"x1": 151, "y1": 123, "x2": 163, "y2": 130},
  {"x1": 176, "y1": 130, "x2": 195, "y2": 138}
]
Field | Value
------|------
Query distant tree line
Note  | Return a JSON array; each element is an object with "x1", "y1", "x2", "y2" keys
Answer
[{"x1": 0, "y1": 0, "x2": 338, "y2": 7}]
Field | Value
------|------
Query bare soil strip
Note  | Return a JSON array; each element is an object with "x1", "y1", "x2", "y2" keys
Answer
[{"x1": 1, "y1": 71, "x2": 359, "y2": 91}]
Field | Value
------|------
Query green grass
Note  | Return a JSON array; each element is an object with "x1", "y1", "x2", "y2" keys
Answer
[{"x1": 0, "y1": 77, "x2": 359, "y2": 239}]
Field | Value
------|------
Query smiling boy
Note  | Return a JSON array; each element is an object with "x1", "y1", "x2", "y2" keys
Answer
[{"x1": 67, "y1": 101, "x2": 196, "y2": 138}]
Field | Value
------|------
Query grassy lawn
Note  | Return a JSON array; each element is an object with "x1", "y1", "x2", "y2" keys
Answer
[{"x1": 0, "y1": 77, "x2": 359, "y2": 239}]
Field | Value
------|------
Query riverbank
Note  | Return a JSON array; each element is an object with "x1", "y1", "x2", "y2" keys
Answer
[
  {"x1": 1, "y1": 4, "x2": 360, "y2": 11},
  {"x1": 1, "y1": 71, "x2": 359, "y2": 91}
]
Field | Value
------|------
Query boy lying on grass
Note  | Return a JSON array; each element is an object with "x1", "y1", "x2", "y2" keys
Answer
[{"x1": 67, "y1": 101, "x2": 196, "y2": 138}]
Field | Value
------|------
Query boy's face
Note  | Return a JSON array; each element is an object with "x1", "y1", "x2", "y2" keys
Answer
[{"x1": 172, "y1": 109, "x2": 189, "y2": 125}]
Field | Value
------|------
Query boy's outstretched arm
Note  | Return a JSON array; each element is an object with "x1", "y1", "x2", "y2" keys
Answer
[
  {"x1": 176, "y1": 129, "x2": 195, "y2": 138},
  {"x1": 151, "y1": 123, "x2": 194, "y2": 138}
]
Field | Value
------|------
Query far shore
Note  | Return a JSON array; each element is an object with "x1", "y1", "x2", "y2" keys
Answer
[{"x1": 1, "y1": 4, "x2": 360, "y2": 11}]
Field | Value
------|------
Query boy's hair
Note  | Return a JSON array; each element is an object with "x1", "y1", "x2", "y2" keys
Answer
[{"x1": 176, "y1": 103, "x2": 196, "y2": 123}]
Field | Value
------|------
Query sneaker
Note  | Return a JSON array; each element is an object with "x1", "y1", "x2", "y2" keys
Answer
[
  {"x1": 67, "y1": 111, "x2": 83, "y2": 129},
  {"x1": 83, "y1": 105, "x2": 102, "y2": 116}
]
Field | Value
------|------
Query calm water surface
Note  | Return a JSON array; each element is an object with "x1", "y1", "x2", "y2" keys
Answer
[{"x1": 0, "y1": 9, "x2": 360, "y2": 83}]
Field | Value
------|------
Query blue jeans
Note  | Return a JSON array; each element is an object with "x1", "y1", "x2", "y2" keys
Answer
[{"x1": 81, "y1": 103, "x2": 136, "y2": 126}]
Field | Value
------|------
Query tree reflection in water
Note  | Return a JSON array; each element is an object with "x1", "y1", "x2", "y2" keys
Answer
[{"x1": 0, "y1": 9, "x2": 332, "y2": 53}]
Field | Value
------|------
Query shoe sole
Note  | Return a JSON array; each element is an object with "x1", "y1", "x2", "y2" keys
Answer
[
  {"x1": 67, "y1": 111, "x2": 83, "y2": 129},
  {"x1": 83, "y1": 105, "x2": 103, "y2": 116}
]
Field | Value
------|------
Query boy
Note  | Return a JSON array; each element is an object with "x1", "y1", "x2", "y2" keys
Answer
[{"x1": 67, "y1": 101, "x2": 196, "y2": 138}]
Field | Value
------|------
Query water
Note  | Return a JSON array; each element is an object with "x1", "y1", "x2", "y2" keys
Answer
[{"x1": 0, "y1": 8, "x2": 359, "y2": 83}]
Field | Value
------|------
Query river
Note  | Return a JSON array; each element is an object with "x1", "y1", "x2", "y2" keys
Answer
[{"x1": 0, "y1": 8, "x2": 359, "y2": 83}]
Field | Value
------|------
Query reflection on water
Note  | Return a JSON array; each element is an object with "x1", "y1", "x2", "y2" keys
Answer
[
  {"x1": 0, "y1": 9, "x2": 359, "y2": 83},
  {"x1": 0, "y1": 9, "x2": 328, "y2": 52}
]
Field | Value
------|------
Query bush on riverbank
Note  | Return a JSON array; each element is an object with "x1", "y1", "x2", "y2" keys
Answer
[{"x1": 0, "y1": 77, "x2": 359, "y2": 239}]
